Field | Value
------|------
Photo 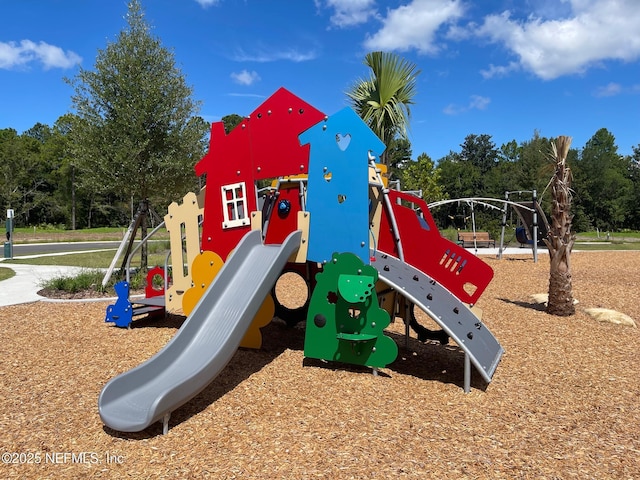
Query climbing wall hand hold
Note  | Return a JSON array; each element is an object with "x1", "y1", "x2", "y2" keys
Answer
[
  {"x1": 278, "y1": 199, "x2": 291, "y2": 217},
  {"x1": 314, "y1": 314, "x2": 327, "y2": 328}
]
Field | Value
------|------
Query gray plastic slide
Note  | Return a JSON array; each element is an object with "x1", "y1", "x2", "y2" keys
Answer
[
  {"x1": 372, "y1": 251, "x2": 504, "y2": 384},
  {"x1": 99, "y1": 229, "x2": 302, "y2": 433}
]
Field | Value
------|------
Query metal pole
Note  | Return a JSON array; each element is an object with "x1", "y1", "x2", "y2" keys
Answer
[
  {"x1": 498, "y1": 191, "x2": 508, "y2": 259},
  {"x1": 470, "y1": 201, "x2": 478, "y2": 255},
  {"x1": 464, "y1": 353, "x2": 471, "y2": 393},
  {"x1": 4, "y1": 209, "x2": 14, "y2": 259},
  {"x1": 532, "y1": 190, "x2": 538, "y2": 263}
]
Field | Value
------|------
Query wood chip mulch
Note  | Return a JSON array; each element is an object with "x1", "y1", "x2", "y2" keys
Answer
[{"x1": 1, "y1": 251, "x2": 638, "y2": 479}]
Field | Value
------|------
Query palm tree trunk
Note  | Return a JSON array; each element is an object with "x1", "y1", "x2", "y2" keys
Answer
[{"x1": 544, "y1": 136, "x2": 575, "y2": 316}]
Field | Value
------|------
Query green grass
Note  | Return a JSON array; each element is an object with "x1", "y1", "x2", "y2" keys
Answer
[
  {"x1": 0, "y1": 266, "x2": 15, "y2": 281},
  {"x1": 574, "y1": 231, "x2": 640, "y2": 242},
  {"x1": 39, "y1": 267, "x2": 157, "y2": 293},
  {"x1": 13, "y1": 226, "x2": 170, "y2": 243},
  {"x1": 5, "y1": 250, "x2": 170, "y2": 268},
  {"x1": 572, "y1": 242, "x2": 640, "y2": 251},
  {"x1": 42, "y1": 269, "x2": 109, "y2": 293}
]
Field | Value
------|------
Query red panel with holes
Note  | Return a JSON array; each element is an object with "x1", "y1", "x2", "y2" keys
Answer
[
  {"x1": 248, "y1": 87, "x2": 325, "y2": 180},
  {"x1": 264, "y1": 181, "x2": 304, "y2": 245},
  {"x1": 377, "y1": 190, "x2": 493, "y2": 305}
]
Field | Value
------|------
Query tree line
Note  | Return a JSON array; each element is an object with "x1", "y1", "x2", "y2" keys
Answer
[
  {"x1": 390, "y1": 129, "x2": 640, "y2": 235},
  {"x1": 2, "y1": 119, "x2": 638, "y2": 234}
]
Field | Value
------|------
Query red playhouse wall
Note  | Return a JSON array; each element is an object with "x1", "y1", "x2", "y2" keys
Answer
[
  {"x1": 377, "y1": 189, "x2": 494, "y2": 305},
  {"x1": 194, "y1": 88, "x2": 325, "y2": 259}
]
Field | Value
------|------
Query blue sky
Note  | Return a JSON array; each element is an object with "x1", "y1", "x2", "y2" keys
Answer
[{"x1": 1, "y1": 0, "x2": 639, "y2": 161}]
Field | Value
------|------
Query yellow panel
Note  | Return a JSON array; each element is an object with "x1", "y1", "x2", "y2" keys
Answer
[
  {"x1": 182, "y1": 251, "x2": 224, "y2": 316},
  {"x1": 374, "y1": 163, "x2": 388, "y2": 187},
  {"x1": 239, "y1": 294, "x2": 275, "y2": 349}
]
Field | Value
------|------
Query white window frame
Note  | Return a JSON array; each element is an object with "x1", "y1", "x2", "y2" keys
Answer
[{"x1": 221, "y1": 182, "x2": 250, "y2": 229}]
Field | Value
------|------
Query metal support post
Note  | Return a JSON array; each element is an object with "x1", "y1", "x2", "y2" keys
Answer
[
  {"x1": 532, "y1": 190, "x2": 538, "y2": 263},
  {"x1": 162, "y1": 413, "x2": 171, "y2": 435},
  {"x1": 498, "y1": 192, "x2": 508, "y2": 259},
  {"x1": 4, "y1": 209, "x2": 14, "y2": 259},
  {"x1": 464, "y1": 353, "x2": 471, "y2": 393}
]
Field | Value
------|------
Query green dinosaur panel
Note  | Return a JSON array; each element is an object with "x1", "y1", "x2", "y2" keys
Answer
[
  {"x1": 304, "y1": 252, "x2": 398, "y2": 368},
  {"x1": 337, "y1": 274, "x2": 375, "y2": 303}
]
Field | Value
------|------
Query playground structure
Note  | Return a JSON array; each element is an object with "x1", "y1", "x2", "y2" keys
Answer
[{"x1": 100, "y1": 88, "x2": 504, "y2": 434}]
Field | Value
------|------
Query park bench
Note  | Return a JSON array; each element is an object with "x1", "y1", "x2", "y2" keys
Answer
[{"x1": 457, "y1": 231, "x2": 495, "y2": 248}]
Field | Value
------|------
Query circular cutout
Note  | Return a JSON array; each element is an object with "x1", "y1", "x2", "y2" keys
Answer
[{"x1": 273, "y1": 270, "x2": 311, "y2": 327}]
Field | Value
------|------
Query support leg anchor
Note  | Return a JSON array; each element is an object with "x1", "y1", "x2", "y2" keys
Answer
[{"x1": 162, "y1": 413, "x2": 171, "y2": 435}]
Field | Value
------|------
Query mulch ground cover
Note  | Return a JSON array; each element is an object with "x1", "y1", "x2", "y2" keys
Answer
[{"x1": 1, "y1": 251, "x2": 638, "y2": 479}]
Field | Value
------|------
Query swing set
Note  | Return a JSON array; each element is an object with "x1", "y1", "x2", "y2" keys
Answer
[{"x1": 428, "y1": 190, "x2": 550, "y2": 262}]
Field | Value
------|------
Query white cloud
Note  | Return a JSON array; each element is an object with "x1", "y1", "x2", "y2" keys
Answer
[
  {"x1": 232, "y1": 48, "x2": 317, "y2": 63},
  {"x1": 594, "y1": 82, "x2": 640, "y2": 97},
  {"x1": 480, "y1": 61, "x2": 520, "y2": 79},
  {"x1": 194, "y1": 0, "x2": 220, "y2": 7},
  {"x1": 594, "y1": 82, "x2": 622, "y2": 97},
  {"x1": 228, "y1": 93, "x2": 265, "y2": 98},
  {"x1": 230, "y1": 69, "x2": 261, "y2": 86},
  {"x1": 469, "y1": 94, "x2": 490, "y2": 110},
  {"x1": 474, "y1": 0, "x2": 640, "y2": 80},
  {"x1": 364, "y1": 0, "x2": 465, "y2": 54},
  {"x1": 443, "y1": 95, "x2": 490, "y2": 115},
  {"x1": 0, "y1": 40, "x2": 81, "y2": 70},
  {"x1": 317, "y1": 0, "x2": 378, "y2": 28}
]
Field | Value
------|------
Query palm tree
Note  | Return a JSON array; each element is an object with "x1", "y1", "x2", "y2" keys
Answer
[
  {"x1": 346, "y1": 51, "x2": 420, "y2": 165},
  {"x1": 544, "y1": 136, "x2": 576, "y2": 316}
]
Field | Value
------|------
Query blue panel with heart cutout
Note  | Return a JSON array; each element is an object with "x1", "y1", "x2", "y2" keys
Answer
[{"x1": 299, "y1": 107, "x2": 385, "y2": 264}]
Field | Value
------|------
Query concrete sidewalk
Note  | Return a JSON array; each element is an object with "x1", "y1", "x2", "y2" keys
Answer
[
  {"x1": 462, "y1": 246, "x2": 548, "y2": 258},
  {"x1": 0, "y1": 263, "x2": 88, "y2": 307}
]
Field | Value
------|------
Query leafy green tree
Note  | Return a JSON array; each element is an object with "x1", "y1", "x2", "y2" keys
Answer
[
  {"x1": 386, "y1": 138, "x2": 412, "y2": 182},
  {"x1": 222, "y1": 114, "x2": 244, "y2": 134},
  {"x1": 436, "y1": 150, "x2": 481, "y2": 199},
  {"x1": 346, "y1": 51, "x2": 420, "y2": 165},
  {"x1": 0, "y1": 126, "x2": 58, "y2": 226},
  {"x1": 433, "y1": 151, "x2": 480, "y2": 229},
  {"x1": 66, "y1": 0, "x2": 209, "y2": 268},
  {"x1": 45, "y1": 114, "x2": 101, "y2": 229},
  {"x1": 516, "y1": 132, "x2": 552, "y2": 192},
  {"x1": 573, "y1": 128, "x2": 631, "y2": 231},
  {"x1": 437, "y1": 134, "x2": 501, "y2": 199},
  {"x1": 459, "y1": 133, "x2": 499, "y2": 178},
  {"x1": 626, "y1": 145, "x2": 640, "y2": 230},
  {"x1": 498, "y1": 139, "x2": 521, "y2": 163},
  {"x1": 400, "y1": 153, "x2": 445, "y2": 204}
]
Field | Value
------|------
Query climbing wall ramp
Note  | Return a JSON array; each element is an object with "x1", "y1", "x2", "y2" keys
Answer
[{"x1": 372, "y1": 251, "x2": 504, "y2": 384}]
